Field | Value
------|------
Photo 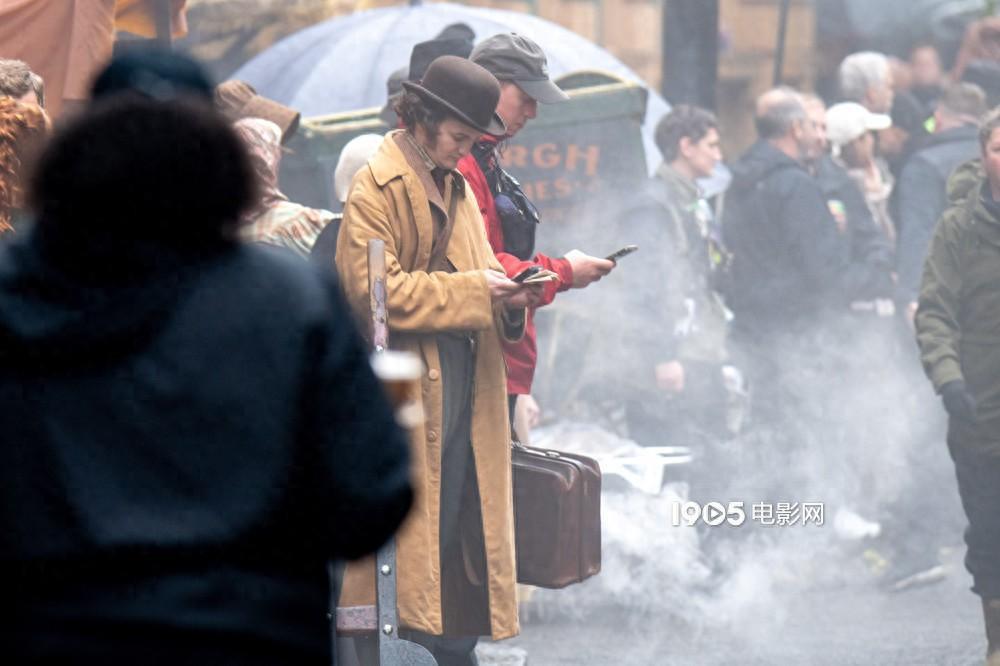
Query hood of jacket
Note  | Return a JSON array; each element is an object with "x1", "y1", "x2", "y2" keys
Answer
[
  {"x1": 728, "y1": 140, "x2": 805, "y2": 194},
  {"x1": 0, "y1": 225, "x2": 231, "y2": 371},
  {"x1": 947, "y1": 157, "x2": 985, "y2": 206}
]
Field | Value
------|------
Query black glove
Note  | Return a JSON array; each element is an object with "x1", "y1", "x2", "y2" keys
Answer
[{"x1": 941, "y1": 380, "x2": 977, "y2": 422}]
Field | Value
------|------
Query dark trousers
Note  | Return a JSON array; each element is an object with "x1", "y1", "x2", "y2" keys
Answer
[
  {"x1": 951, "y1": 441, "x2": 1000, "y2": 599},
  {"x1": 343, "y1": 335, "x2": 483, "y2": 666}
]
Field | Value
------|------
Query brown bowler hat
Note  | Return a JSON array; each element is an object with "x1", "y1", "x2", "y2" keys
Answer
[{"x1": 401, "y1": 55, "x2": 506, "y2": 137}]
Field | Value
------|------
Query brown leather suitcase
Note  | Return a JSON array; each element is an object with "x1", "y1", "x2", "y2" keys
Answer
[{"x1": 512, "y1": 444, "x2": 601, "y2": 588}]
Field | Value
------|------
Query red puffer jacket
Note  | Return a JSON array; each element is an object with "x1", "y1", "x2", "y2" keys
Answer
[{"x1": 457, "y1": 138, "x2": 573, "y2": 395}]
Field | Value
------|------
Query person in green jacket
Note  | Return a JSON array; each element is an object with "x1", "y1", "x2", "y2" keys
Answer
[{"x1": 916, "y1": 108, "x2": 1000, "y2": 665}]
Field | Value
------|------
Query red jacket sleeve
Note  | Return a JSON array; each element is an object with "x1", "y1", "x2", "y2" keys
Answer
[{"x1": 457, "y1": 154, "x2": 574, "y2": 307}]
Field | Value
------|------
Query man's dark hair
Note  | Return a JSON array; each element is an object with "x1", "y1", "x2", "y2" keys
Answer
[
  {"x1": 979, "y1": 106, "x2": 1000, "y2": 150},
  {"x1": 655, "y1": 105, "x2": 718, "y2": 162},
  {"x1": 30, "y1": 95, "x2": 256, "y2": 247},
  {"x1": 939, "y1": 82, "x2": 988, "y2": 122},
  {"x1": 394, "y1": 91, "x2": 447, "y2": 135},
  {"x1": 0, "y1": 59, "x2": 34, "y2": 101}
]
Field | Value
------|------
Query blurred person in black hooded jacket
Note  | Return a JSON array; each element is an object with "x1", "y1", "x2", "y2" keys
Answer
[{"x1": 0, "y1": 48, "x2": 413, "y2": 665}]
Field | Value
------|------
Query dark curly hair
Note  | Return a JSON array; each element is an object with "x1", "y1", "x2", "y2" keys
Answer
[
  {"x1": 29, "y1": 95, "x2": 256, "y2": 248},
  {"x1": 394, "y1": 91, "x2": 447, "y2": 136},
  {"x1": 655, "y1": 105, "x2": 718, "y2": 163}
]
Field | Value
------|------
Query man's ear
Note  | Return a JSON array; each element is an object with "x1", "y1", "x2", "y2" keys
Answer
[
  {"x1": 678, "y1": 135, "x2": 694, "y2": 160},
  {"x1": 788, "y1": 119, "x2": 801, "y2": 142}
]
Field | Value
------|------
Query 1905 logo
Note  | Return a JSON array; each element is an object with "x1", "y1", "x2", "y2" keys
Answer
[
  {"x1": 671, "y1": 501, "x2": 746, "y2": 527},
  {"x1": 671, "y1": 500, "x2": 826, "y2": 527}
]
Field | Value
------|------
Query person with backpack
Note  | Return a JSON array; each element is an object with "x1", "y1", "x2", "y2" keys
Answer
[{"x1": 916, "y1": 107, "x2": 1000, "y2": 666}]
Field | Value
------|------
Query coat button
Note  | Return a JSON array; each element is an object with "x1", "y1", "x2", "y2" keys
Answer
[
  {"x1": 428, "y1": 369, "x2": 440, "y2": 381},
  {"x1": 428, "y1": 431, "x2": 438, "y2": 442}
]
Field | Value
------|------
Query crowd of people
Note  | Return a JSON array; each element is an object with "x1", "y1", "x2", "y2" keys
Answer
[
  {"x1": 588, "y1": 35, "x2": 1000, "y2": 665},
  {"x1": 2, "y1": 12, "x2": 1000, "y2": 666}
]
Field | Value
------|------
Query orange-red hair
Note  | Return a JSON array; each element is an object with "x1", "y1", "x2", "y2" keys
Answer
[{"x1": 0, "y1": 97, "x2": 49, "y2": 232}]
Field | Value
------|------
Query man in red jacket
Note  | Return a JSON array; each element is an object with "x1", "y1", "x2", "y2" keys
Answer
[{"x1": 457, "y1": 33, "x2": 615, "y2": 428}]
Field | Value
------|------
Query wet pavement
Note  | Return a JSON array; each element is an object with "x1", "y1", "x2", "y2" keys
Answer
[{"x1": 486, "y1": 547, "x2": 985, "y2": 665}]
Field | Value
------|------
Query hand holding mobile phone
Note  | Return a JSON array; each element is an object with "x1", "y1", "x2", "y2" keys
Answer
[
  {"x1": 512, "y1": 265, "x2": 543, "y2": 283},
  {"x1": 606, "y1": 245, "x2": 639, "y2": 262}
]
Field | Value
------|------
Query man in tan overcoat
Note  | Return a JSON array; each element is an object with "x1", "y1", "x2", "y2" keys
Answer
[{"x1": 335, "y1": 55, "x2": 541, "y2": 665}]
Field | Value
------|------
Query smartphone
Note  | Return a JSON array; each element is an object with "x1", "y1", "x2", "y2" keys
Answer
[
  {"x1": 606, "y1": 245, "x2": 639, "y2": 261},
  {"x1": 512, "y1": 265, "x2": 543, "y2": 283}
]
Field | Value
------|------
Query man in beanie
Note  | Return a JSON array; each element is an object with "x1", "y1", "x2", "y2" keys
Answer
[
  {"x1": 458, "y1": 33, "x2": 614, "y2": 430},
  {"x1": 336, "y1": 55, "x2": 538, "y2": 665}
]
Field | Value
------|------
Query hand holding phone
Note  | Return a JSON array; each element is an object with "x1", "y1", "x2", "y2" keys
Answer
[
  {"x1": 512, "y1": 265, "x2": 543, "y2": 283},
  {"x1": 606, "y1": 245, "x2": 639, "y2": 262}
]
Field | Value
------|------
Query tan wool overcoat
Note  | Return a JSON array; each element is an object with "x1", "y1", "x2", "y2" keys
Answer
[{"x1": 335, "y1": 131, "x2": 522, "y2": 640}]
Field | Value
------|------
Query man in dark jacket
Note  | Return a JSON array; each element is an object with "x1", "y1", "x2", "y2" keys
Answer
[
  {"x1": 916, "y1": 108, "x2": 1000, "y2": 665},
  {"x1": 722, "y1": 87, "x2": 849, "y2": 341},
  {"x1": 896, "y1": 82, "x2": 987, "y2": 321},
  {"x1": 0, "y1": 51, "x2": 413, "y2": 664},
  {"x1": 602, "y1": 105, "x2": 734, "y2": 447},
  {"x1": 721, "y1": 87, "x2": 851, "y2": 451}
]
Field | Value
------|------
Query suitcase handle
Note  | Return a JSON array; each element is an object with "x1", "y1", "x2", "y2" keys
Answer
[{"x1": 512, "y1": 441, "x2": 566, "y2": 459}]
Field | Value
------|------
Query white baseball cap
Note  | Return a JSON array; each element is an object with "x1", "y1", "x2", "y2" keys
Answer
[{"x1": 825, "y1": 102, "x2": 892, "y2": 151}]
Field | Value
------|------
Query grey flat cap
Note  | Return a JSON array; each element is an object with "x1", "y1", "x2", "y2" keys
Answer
[{"x1": 471, "y1": 33, "x2": 568, "y2": 104}]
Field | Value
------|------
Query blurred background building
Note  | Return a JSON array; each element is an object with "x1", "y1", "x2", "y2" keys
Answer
[
  {"x1": 180, "y1": 0, "x2": 815, "y2": 155},
  {"x1": 176, "y1": 0, "x2": 997, "y2": 152}
]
